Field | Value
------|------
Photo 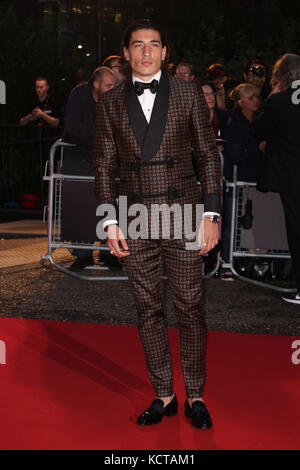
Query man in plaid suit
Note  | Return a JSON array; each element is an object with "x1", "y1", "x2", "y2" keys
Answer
[{"x1": 94, "y1": 19, "x2": 221, "y2": 428}]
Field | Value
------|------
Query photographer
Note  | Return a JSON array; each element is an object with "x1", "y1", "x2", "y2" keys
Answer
[
  {"x1": 19, "y1": 77, "x2": 60, "y2": 128},
  {"x1": 243, "y1": 59, "x2": 271, "y2": 102}
]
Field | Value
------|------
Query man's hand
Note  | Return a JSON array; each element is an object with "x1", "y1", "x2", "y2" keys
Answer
[
  {"x1": 106, "y1": 224, "x2": 130, "y2": 258},
  {"x1": 31, "y1": 107, "x2": 59, "y2": 127},
  {"x1": 259, "y1": 140, "x2": 267, "y2": 153},
  {"x1": 268, "y1": 80, "x2": 284, "y2": 98},
  {"x1": 19, "y1": 113, "x2": 36, "y2": 125},
  {"x1": 214, "y1": 82, "x2": 226, "y2": 110},
  {"x1": 27, "y1": 113, "x2": 37, "y2": 122},
  {"x1": 198, "y1": 219, "x2": 219, "y2": 255},
  {"x1": 32, "y1": 107, "x2": 45, "y2": 119}
]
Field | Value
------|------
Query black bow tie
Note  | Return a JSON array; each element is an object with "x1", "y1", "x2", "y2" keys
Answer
[{"x1": 134, "y1": 79, "x2": 159, "y2": 96}]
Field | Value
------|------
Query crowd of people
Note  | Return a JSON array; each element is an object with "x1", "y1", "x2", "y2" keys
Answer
[{"x1": 18, "y1": 49, "x2": 300, "y2": 304}]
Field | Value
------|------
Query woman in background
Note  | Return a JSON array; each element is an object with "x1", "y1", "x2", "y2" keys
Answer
[
  {"x1": 220, "y1": 83, "x2": 265, "y2": 280},
  {"x1": 223, "y1": 83, "x2": 265, "y2": 182},
  {"x1": 201, "y1": 82, "x2": 228, "y2": 139}
]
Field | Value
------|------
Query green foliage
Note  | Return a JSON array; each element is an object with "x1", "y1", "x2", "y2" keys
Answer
[{"x1": 0, "y1": 1, "x2": 94, "y2": 123}]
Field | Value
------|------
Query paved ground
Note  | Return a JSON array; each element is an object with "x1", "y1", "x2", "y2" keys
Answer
[{"x1": 0, "y1": 219, "x2": 299, "y2": 336}]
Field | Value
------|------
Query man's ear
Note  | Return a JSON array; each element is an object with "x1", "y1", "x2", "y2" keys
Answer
[
  {"x1": 162, "y1": 46, "x2": 167, "y2": 61},
  {"x1": 123, "y1": 47, "x2": 130, "y2": 62},
  {"x1": 243, "y1": 72, "x2": 248, "y2": 81},
  {"x1": 93, "y1": 80, "x2": 100, "y2": 90}
]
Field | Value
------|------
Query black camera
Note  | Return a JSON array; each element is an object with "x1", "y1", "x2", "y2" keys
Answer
[{"x1": 249, "y1": 66, "x2": 266, "y2": 78}]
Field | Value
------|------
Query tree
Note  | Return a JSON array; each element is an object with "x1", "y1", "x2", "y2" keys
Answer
[{"x1": 2, "y1": 0, "x2": 300, "y2": 124}]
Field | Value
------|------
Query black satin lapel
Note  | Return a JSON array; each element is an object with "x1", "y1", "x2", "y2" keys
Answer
[
  {"x1": 124, "y1": 80, "x2": 148, "y2": 149},
  {"x1": 141, "y1": 72, "x2": 170, "y2": 163}
]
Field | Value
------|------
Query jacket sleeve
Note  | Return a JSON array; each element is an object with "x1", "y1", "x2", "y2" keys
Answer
[
  {"x1": 93, "y1": 96, "x2": 119, "y2": 219},
  {"x1": 190, "y1": 87, "x2": 222, "y2": 214},
  {"x1": 65, "y1": 87, "x2": 94, "y2": 146}
]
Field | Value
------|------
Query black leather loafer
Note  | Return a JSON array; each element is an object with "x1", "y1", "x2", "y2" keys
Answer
[
  {"x1": 137, "y1": 395, "x2": 178, "y2": 425},
  {"x1": 184, "y1": 400, "x2": 213, "y2": 429}
]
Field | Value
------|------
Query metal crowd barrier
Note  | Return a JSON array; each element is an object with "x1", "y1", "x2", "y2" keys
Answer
[
  {"x1": 41, "y1": 140, "x2": 126, "y2": 280},
  {"x1": 41, "y1": 140, "x2": 221, "y2": 281},
  {"x1": 223, "y1": 166, "x2": 296, "y2": 293}
]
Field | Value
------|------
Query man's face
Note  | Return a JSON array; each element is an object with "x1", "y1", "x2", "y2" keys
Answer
[
  {"x1": 245, "y1": 64, "x2": 266, "y2": 88},
  {"x1": 175, "y1": 64, "x2": 194, "y2": 82},
  {"x1": 35, "y1": 80, "x2": 49, "y2": 100},
  {"x1": 94, "y1": 70, "x2": 117, "y2": 97},
  {"x1": 123, "y1": 28, "x2": 166, "y2": 80}
]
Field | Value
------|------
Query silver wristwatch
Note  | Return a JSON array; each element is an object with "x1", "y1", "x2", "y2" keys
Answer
[{"x1": 204, "y1": 214, "x2": 220, "y2": 223}]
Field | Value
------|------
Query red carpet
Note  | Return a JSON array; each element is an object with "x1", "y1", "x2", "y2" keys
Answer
[{"x1": 0, "y1": 317, "x2": 299, "y2": 450}]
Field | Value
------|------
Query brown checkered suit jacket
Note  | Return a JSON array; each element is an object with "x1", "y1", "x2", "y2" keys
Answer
[{"x1": 94, "y1": 72, "x2": 221, "y2": 235}]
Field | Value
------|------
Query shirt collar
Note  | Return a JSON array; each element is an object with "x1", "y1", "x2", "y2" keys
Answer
[{"x1": 132, "y1": 70, "x2": 162, "y2": 84}]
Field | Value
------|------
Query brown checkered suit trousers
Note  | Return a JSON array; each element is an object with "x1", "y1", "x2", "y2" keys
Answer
[
  {"x1": 94, "y1": 73, "x2": 221, "y2": 397},
  {"x1": 123, "y1": 238, "x2": 205, "y2": 397}
]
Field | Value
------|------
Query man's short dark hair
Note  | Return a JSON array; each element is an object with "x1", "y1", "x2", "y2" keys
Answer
[
  {"x1": 199, "y1": 81, "x2": 216, "y2": 91},
  {"x1": 91, "y1": 66, "x2": 115, "y2": 82},
  {"x1": 35, "y1": 77, "x2": 49, "y2": 85},
  {"x1": 121, "y1": 18, "x2": 170, "y2": 67},
  {"x1": 176, "y1": 61, "x2": 194, "y2": 73}
]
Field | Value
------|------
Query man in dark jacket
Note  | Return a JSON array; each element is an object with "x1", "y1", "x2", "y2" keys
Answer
[
  {"x1": 62, "y1": 66, "x2": 120, "y2": 270},
  {"x1": 252, "y1": 53, "x2": 300, "y2": 304}
]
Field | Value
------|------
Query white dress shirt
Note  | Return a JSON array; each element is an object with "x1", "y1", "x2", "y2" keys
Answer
[{"x1": 132, "y1": 70, "x2": 161, "y2": 123}]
